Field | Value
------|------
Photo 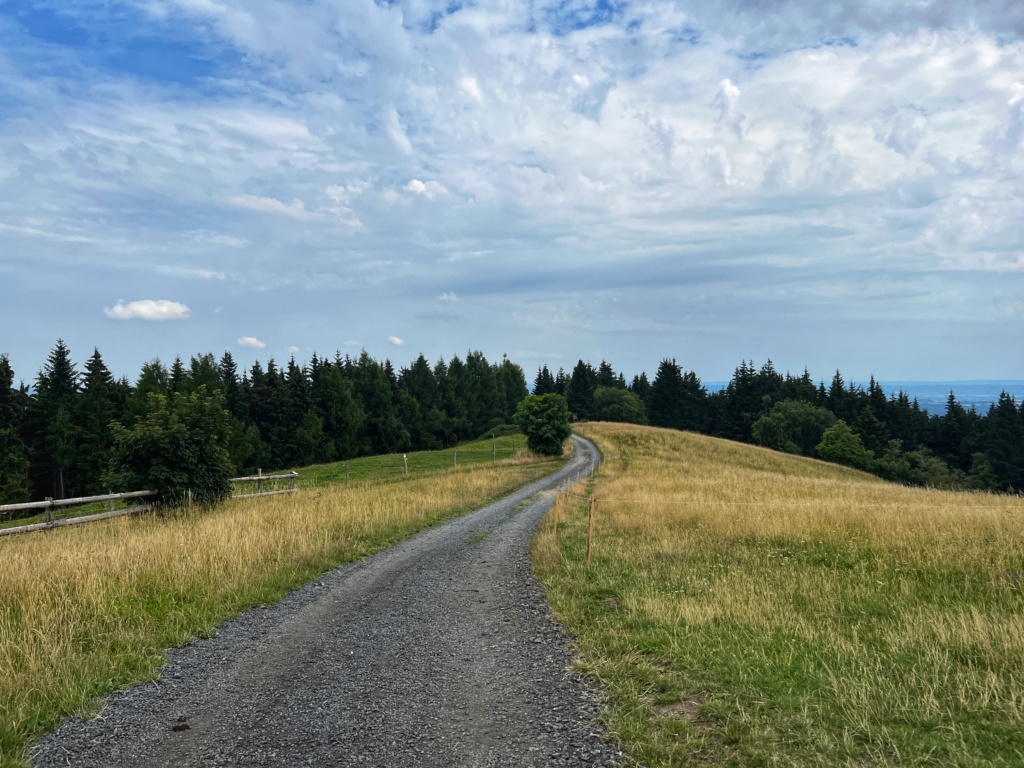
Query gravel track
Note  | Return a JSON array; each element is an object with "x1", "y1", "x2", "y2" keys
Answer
[{"x1": 32, "y1": 436, "x2": 622, "y2": 768}]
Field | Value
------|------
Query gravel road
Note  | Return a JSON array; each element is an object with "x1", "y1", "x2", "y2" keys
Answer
[{"x1": 33, "y1": 436, "x2": 622, "y2": 768}]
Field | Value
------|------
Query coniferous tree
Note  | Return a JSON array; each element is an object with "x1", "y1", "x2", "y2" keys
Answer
[
  {"x1": 985, "y1": 392, "x2": 1024, "y2": 490},
  {"x1": 219, "y1": 351, "x2": 242, "y2": 417},
  {"x1": 186, "y1": 353, "x2": 221, "y2": 395},
  {"x1": 28, "y1": 340, "x2": 81, "y2": 499},
  {"x1": 77, "y1": 348, "x2": 120, "y2": 495},
  {"x1": 354, "y1": 351, "x2": 408, "y2": 454},
  {"x1": 553, "y1": 367, "x2": 568, "y2": 396},
  {"x1": 0, "y1": 354, "x2": 29, "y2": 504},
  {"x1": 440, "y1": 355, "x2": 471, "y2": 443},
  {"x1": 563, "y1": 360, "x2": 597, "y2": 420},
  {"x1": 717, "y1": 360, "x2": 758, "y2": 440},
  {"x1": 629, "y1": 372, "x2": 652, "y2": 408},
  {"x1": 465, "y1": 350, "x2": 500, "y2": 433},
  {"x1": 169, "y1": 356, "x2": 186, "y2": 394},
  {"x1": 495, "y1": 355, "x2": 528, "y2": 421},
  {"x1": 125, "y1": 360, "x2": 169, "y2": 426},
  {"x1": 827, "y1": 370, "x2": 852, "y2": 422},
  {"x1": 649, "y1": 358, "x2": 707, "y2": 432},
  {"x1": 533, "y1": 365, "x2": 556, "y2": 395}
]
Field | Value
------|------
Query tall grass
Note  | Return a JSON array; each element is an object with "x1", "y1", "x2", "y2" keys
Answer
[
  {"x1": 0, "y1": 450, "x2": 558, "y2": 768},
  {"x1": 534, "y1": 423, "x2": 1024, "y2": 767}
]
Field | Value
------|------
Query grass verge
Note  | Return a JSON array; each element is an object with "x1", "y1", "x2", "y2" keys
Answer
[
  {"x1": 533, "y1": 422, "x2": 1024, "y2": 767},
  {"x1": 0, "y1": 441, "x2": 559, "y2": 768}
]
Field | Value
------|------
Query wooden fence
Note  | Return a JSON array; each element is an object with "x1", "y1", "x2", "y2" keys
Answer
[
  {"x1": 229, "y1": 470, "x2": 299, "y2": 499},
  {"x1": 0, "y1": 490, "x2": 156, "y2": 538}
]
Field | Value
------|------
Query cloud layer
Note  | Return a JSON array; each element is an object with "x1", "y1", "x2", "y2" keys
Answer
[{"x1": 0, "y1": 1, "x2": 1022, "y2": 380}]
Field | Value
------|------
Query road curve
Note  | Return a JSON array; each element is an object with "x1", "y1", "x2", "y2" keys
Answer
[{"x1": 33, "y1": 436, "x2": 622, "y2": 768}]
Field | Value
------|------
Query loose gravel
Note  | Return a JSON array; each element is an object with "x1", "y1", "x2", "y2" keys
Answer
[{"x1": 32, "y1": 436, "x2": 623, "y2": 768}]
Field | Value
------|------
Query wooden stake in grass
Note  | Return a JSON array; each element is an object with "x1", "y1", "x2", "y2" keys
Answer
[{"x1": 585, "y1": 496, "x2": 595, "y2": 569}]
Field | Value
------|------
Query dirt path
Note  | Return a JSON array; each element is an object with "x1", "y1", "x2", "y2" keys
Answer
[{"x1": 32, "y1": 436, "x2": 621, "y2": 768}]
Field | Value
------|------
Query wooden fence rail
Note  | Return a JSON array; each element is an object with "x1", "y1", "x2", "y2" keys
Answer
[
  {"x1": 229, "y1": 470, "x2": 299, "y2": 500},
  {"x1": 0, "y1": 490, "x2": 156, "y2": 537}
]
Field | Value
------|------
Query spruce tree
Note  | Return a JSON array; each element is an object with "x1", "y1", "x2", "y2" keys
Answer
[
  {"x1": 984, "y1": 392, "x2": 1024, "y2": 490},
  {"x1": 0, "y1": 354, "x2": 29, "y2": 504},
  {"x1": 77, "y1": 348, "x2": 119, "y2": 495},
  {"x1": 533, "y1": 365, "x2": 556, "y2": 396},
  {"x1": 563, "y1": 360, "x2": 596, "y2": 420},
  {"x1": 29, "y1": 340, "x2": 81, "y2": 498}
]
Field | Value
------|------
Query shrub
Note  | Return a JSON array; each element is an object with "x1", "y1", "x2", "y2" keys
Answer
[
  {"x1": 514, "y1": 394, "x2": 572, "y2": 456},
  {"x1": 105, "y1": 387, "x2": 233, "y2": 506}
]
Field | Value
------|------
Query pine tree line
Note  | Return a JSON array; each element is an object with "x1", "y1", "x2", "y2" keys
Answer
[
  {"x1": 3, "y1": 343, "x2": 1022, "y2": 506},
  {"x1": 531, "y1": 358, "x2": 1024, "y2": 492},
  {"x1": 0, "y1": 342, "x2": 528, "y2": 505}
]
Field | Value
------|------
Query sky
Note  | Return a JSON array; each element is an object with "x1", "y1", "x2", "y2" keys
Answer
[{"x1": 0, "y1": 0, "x2": 1022, "y2": 386}]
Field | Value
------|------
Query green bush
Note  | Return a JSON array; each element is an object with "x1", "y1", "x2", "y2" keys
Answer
[
  {"x1": 815, "y1": 420, "x2": 874, "y2": 471},
  {"x1": 514, "y1": 394, "x2": 572, "y2": 456},
  {"x1": 105, "y1": 387, "x2": 233, "y2": 507}
]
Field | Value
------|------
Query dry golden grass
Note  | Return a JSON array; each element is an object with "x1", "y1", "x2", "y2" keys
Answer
[
  {"x1": 534, "y1": 423, "x2": 1024, "y2": 767},
  {"x1": 0, "y1": 456, "x2": 556, "y2": 767}
]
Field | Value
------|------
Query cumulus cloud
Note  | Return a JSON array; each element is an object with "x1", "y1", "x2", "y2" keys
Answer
[
  {"x1": 3, "y1": 1, "x2": 1024, "y2": 379},
  {"x1": 405, "y1": 179, "x2": 449, "y2": 199},
  {"x1": 388, "y1": 336, "x2": 405, "y2": 346},
  {"x1": 237, "y1": 336, "x2": 267, "y2": 348},
  {"x1": 103, "y1": 300, "x2": 191, "y2": 321}
]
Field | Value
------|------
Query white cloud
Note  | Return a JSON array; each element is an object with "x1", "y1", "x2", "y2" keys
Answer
[
  {"x1": 388, "y1": 335, "x2": 405, "y2": 346},
  {"x1": 230, "y1": 195, "x2": 315, "y2": 220},
  {"x1": 237, "y1": 336, "x2": 266, "y2": 348},
  {"x1": 386, "y1": 107, "x2": 414, "y2": 155},
  {"x1": 460, "y1": 76, "x2": 483, "y2": 102},
  {"x1": 3, "y1": 3, "x2": 1024, "y2": 380},
  {"x1": 188, "y1": 231, "x2": 247, "y2": 248},
  {"x1": 406, "y1": 179, "x2": 449, "y2": 200},
  {"x1": 156, "y1": 265, "x2": 226, "y2": 280},
  {"x1": 103, "y1": 300, "x2": 191, "y2": 321}
]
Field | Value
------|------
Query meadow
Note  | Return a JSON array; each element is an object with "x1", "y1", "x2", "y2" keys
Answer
[
  {"x1": 534, "y1": 423, "x2": 1024, "y2": 767},
  {"x1": 0, "y1": 436, "x2": 556, "y2": 768},
  {"x1": 1, "y1": 434, "x2": 525, "y2": 530}
]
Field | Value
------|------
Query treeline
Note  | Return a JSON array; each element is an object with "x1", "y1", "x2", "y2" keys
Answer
[
  {"x1": 3, "y1": 343, "x2": 1022, "y2": 506},
  {"x1": 533, "y1": 358, "x2": 1023, "y2": 492},
  {"x1": 0, "y1": 341, "x2": 528, "y2": 504}
]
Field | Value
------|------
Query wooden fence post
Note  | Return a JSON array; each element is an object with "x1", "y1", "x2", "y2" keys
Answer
[
  {"x1": 45, "y1": 497, "x2": 52, "y2": 525},
  {"x1": 585, "y1": 496, "x2": 595, "y2": 569},
  {"x1": 346, "y1": 461, "x2": 349, "y2": 484},
  {"x1": 257, "y1": 468, "x2": 263, "y2": 495},
  {"x1": 454, "y1": 450, "x2": 457, "y2": 467}
]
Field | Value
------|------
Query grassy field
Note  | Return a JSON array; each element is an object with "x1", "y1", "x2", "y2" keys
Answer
[
  {"x1": 0, "y1": 436, "x2": 557, "y2": 768},
  {"x1": 1, "y1": 434, "x2": 526, "y2": 529},
  {"x1": 533, "y1": 423, "x2": 1024, "y2": 767}
]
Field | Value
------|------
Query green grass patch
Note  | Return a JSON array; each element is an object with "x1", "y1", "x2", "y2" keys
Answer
[{"x1": 465, "y1": 530, "x2": 490, "y2": 545}]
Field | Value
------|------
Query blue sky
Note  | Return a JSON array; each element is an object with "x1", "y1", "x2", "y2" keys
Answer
[{"x1": 1, "y1": 0, "x2": 1022, "y2": 385}]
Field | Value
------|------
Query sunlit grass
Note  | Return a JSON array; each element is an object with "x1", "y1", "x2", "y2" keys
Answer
[
  {"x1": 534, "y1": 423, "x2": 1024, "y2": 767},
  {"x1": 0, "y1": 443, "x2": 559, "y2": 768}
]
